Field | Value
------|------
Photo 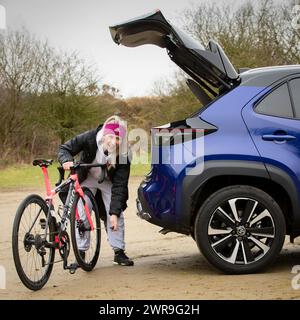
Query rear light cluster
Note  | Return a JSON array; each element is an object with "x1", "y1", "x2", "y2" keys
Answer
[{"x1": 151, "y1": 117, "x2": 217, "y2": 146}]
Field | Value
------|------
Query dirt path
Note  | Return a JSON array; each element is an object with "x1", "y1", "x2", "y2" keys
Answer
[{"x1": 1, "y1": 177, "x2": 300, "y2": 300}]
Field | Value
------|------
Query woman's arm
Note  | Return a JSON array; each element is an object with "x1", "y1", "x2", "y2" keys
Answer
[
  {"x1": 57, "y1": 130, "x2": 92, "y2": 165},
  {"x1": 109, "y1": 161, "x2": 131, "y2": 217}
]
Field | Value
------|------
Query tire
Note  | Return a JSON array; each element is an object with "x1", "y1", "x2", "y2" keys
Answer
[
  {"x1": 194, "y1": 185, "x2": 286, "y2": 274},
  {"x1": 12, "y1": 194, "x2": 56, "y2": 290},
  {"x1": 70, "y1": 188, "x2": 101, "y2": 272}
]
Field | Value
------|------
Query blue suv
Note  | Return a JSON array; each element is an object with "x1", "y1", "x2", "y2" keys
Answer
[{"x1": 110, "y1": 10, "x2": 300, "y2": 274}]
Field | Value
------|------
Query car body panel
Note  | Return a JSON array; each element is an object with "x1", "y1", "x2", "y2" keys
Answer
[
  {"x1": 138, "y1": 85, "x2": 268, "y2": 233},
  {"x1": 138, "y1": 77, "x2": 300, "y2": 234},
  {"x1": 241, "y1": 76, "x2": 300, "y2": 227},
  {"x1": 110, "y1": 11, "x2": 300, "y2": 238}
]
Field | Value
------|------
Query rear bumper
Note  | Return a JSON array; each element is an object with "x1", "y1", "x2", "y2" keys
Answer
[{"x1": 136, "y1": 182, "x2": 189, "y2": 234}]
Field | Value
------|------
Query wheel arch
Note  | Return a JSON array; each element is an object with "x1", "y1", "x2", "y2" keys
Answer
[{"x1": 180, "y1": 160, "x2": 300, "y2": 236}]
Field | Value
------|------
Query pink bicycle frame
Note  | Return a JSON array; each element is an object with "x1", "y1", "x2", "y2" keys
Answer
[{"x1": 41, "y1": 166, "x2": 94, "y2": 231}]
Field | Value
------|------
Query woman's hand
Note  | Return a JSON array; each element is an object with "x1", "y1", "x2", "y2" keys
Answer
[
  {"x1": 62, "y1": 161, "x2": 74, "y2": 170},
  {"x1": 110, "y1": 214, "x2": 118, "y2": 231}
]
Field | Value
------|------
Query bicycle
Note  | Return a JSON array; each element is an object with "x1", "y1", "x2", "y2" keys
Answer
[{"x1": 12, "y1": 159, "x2": 105, "y2": 291}]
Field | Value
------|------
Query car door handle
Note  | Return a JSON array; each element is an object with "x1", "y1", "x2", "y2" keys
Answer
[{"x1": 262, "y1": 134, "x2": 296, "y2": 142}]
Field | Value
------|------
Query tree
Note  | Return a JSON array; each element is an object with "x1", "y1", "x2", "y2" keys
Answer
[
  {"x1": 38, "y1": 50, "x2": 100, "y2": 143},
  {"x1": 0, "y1": 28, "x2": 101, "y2": 163},
  {"x1": 182, "y1": 0, "x2": 300, "y2": 69}
]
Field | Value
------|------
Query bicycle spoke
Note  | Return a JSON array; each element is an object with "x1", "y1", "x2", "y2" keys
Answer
[
  {"x1": 30, "y1": 210, "x2": 41, "y2": 234},
  {"x1": 28, "y1": 250, "x2": 34, "y2": 280},
  {"x1": 24, "y1": 251, "x2": 29, "y2": 274},
  {"x1": 23, "y1": 208, "x2": 30, "y2": 231},
  {"x1": 20, "y1": 219, "x2": 28, "y2": 233}
]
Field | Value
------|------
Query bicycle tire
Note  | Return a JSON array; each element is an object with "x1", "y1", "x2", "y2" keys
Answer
[
  {"x1": 70, "y1": 188, "x2": 101, "y2": 271},
  {"x1": 12, "y1": 194, "x2": 56, "y2": 290}
]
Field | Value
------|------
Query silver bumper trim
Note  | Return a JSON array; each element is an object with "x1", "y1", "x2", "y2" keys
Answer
[{"x1": 136, "y1": 198, "x2": 151, "y2": 221}]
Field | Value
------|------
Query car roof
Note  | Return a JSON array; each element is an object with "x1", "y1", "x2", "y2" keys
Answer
[{"x1": 240, "y1": 65, "x2": 300, "y2": 87}]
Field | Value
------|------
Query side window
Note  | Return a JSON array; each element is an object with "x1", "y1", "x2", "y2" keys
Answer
[
  {"x1": 289, "y1": 78, "x2": 300, "y2": 119},
  {"x1": 255, "y1": 83, "x2": 293, "y2": 118}
]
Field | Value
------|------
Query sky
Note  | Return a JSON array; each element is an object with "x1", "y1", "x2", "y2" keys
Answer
[{"x1": 0, "y1": 0, "x2": 201, "y2": 97}]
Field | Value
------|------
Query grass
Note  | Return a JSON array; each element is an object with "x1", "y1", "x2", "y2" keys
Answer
[{"x1": 0, "y1": 161, "x2": 150, "y2": 190}]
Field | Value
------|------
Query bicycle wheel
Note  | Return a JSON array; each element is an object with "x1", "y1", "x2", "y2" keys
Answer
[
  {"x1": 70, "y1": 188, "x2": 101, "y2": 271},
  {"x1": 12, "y1": 194, "x2": 56, "y2": 290}
]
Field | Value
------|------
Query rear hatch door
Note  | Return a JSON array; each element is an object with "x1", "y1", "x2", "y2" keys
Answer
[{"x1": 110, "y1": 10, "x2": 239, "y2": 94}]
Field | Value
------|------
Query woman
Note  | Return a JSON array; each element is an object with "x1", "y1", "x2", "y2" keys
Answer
[{"x1": 58, "y1": 115, "x2": 133, "y2": 266}]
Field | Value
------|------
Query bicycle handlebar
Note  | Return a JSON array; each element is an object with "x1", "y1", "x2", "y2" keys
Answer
[
  {"x1": 56, "y1": 163, "x2": 107, "y2": 186},
  {"x1": 71, "y1": 163, "x2": 106, "y2": 169}
]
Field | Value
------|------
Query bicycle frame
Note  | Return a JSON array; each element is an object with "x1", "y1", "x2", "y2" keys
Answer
[
  {"x1": 36, "y1": 164, "x2": 98, "y2": 272},
  {"x1": 41, "y1": 166, "x2": 95, "y2": 235}
]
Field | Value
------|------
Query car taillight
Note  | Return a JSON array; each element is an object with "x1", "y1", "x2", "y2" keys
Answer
[{"x1": 151, "y1": 117, "x2": 217, "y2": 146}]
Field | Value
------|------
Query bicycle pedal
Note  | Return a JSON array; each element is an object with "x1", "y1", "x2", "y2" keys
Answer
[{"x1": 68, "y1": 263, "x2": 79, "y2": 274}]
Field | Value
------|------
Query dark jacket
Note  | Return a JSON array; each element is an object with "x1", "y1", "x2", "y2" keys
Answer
[{"x1": 57, "y1": 125, "x2": 130, "y2": 217}]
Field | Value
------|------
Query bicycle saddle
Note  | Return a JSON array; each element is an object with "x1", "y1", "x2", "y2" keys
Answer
[{"x1": 32, "y1": 159, "x2": 53, "y2": 167}]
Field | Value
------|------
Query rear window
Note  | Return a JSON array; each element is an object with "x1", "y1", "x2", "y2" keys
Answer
[
  {"x1": 289, "y1": 78, "x2": 300, "y2": 119},
  {"x1": 255, "y1": 83, "x2": 293, "y2": 118}
]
